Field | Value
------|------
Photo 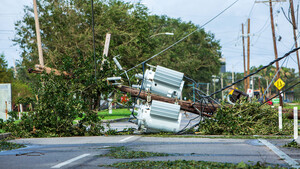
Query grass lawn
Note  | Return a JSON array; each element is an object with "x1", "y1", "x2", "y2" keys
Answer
[
  {"x1": 283, "y1": 104, "x2": 300, "y2": 110},
  {"x1": 0, "y1": 129, "x2": 5, "y2": 133},
  {"x1": 98, "y1": 108, "x2": 133, "y2": 120},
  {"x1": 74, "y1": 109, "x2": 134, "y2": 122}
]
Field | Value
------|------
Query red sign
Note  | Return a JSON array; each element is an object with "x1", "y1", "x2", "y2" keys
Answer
[{"x1": 121, "y1": 94, "x2": 129, "y2": 103}]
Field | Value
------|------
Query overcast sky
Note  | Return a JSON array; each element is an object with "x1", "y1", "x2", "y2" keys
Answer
[{"x1": 0, "y1": 0, "x2": 299, "y2": 73}]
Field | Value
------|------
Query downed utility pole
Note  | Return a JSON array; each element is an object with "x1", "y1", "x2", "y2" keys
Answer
[{"x1": 117, "y1": 85, "x2": 216, "y2": 117}]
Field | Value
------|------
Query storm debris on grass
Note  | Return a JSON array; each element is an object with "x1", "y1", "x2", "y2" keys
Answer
[
  {"x1": 283, "y1": 140, "x2": 300, "y2": 149},
  {"x1": 100, "y1": 146, "x2": 170, "y2": 159},
  {"x1": 0, "y1": 140, "x2": 25, "y2": 151},
  {"x1": 198, "y1": 99, "x2": 293, "y2": 136},
  {"x1": 100, "y1": 160, "x2": 286, "y2": 169}
]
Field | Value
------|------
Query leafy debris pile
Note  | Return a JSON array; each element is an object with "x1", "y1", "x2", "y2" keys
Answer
[
  {"x1": 198, "y1": 99, "x2": 293, "y2": 135},
  {"x1": 101, "y1": 146, "x2": 169, "y2": 159},
  {"x1": 102, "y1": 160, "x2": 286, "y2": 169}
]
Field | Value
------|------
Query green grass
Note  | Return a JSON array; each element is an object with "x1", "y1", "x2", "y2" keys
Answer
[
  {"x1": 0, "y1": 129, "x2": 5, "y2": 133},
  {"x1": 98, "y1": 109, "x2": 132, "y2": 116},
  {"x1": 101, "y1": 116, "x2": 128, "y2": 120},
  {"x1": 101, "y1": 160, "x2": 286, "y2": 169},
  {"x1": 282, "y1": 104, "x2": 300, "y2": 110},
  {"x1": 0, "y1": 141, "x2": 25, "y2": 151},
  {"x1": 73, "y1": 109, "x2": 133, "y2": 123},
  {"x1": 98, "y1": 109, "x2": 133, "y2": 120}
]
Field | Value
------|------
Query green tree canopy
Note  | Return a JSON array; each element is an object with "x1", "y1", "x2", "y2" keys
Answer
[
  {"x1": 14, "y1": 0, "x2": 221, "y2": 83},
  {"x1": 0, "y1": 53, "x2": 13, "y2": 83}
]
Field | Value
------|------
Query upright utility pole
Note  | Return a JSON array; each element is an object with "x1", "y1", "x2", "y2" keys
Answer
[
  {"x1": 13, "y1": 59, "x2": 17, "y2": 78},
  {"x1": 269, "y1": 0, "x2": 283, "y2": 107},
  {"x1": 247, "y1": 19, "x2": 251, "y2": 91},
  {"x1": 289, "y1": 0, "x2": 300, "y2": 77},
  {"x1": 33, "y1": 0, "x2": 44, "y2": 66},
  {"x1": 242, "y1": 23, "x2": 247, "y2": 92},
  {"x1": 221, "y1": 73, "x2": 224, "y2": 100}
]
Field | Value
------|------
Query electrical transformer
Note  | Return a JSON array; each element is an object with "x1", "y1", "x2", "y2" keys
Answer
[
  {"x1": 137, "y1": 100, "x2": 182, "y2": 133},
  {"x1": 136, "y1": 65, "x2": 185, "y2": 99},
  {"x1": 133, "y1": 65, "x2": 185, "y2": 133}
]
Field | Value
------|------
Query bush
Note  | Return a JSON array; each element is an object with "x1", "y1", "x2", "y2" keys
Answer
[
  {"x1": 0, "y1": 56, "x2": 117, "y2": 138},
  {"x1": 198, "y1": 98, "x2": 294, "y2": 135}
]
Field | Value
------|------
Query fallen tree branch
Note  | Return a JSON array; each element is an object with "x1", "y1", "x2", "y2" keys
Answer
[{"x1": 28, "y1": 64, "x2": 72, "y2": 77}]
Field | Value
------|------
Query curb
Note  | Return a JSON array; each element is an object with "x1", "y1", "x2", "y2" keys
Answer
[
  {"x1": 102, "y1": 118, "x2": 130, "y2": 123},
  {"x1": 0, "y1": 133, "x2": 11, "y2": 140}
]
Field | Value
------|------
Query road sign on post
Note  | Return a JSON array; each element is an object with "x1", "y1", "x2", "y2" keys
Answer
[
  {"x1": 274, "y1": 78, "x2": 285, "y2": 90},
  {"x1": 0, "y1": 84, "x2": 12, "y2": 120}
]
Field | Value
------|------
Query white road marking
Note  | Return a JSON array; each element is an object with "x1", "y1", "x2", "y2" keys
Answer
[
  {"x1": 51, "y1": 154, "x2": 90, "y2": 168},
  {"x1": 258, "y1": 139, "x2": 300, "y2": 168},
  {"x1": 119, "y1": 136, "x2": 135, "y2": 142}
]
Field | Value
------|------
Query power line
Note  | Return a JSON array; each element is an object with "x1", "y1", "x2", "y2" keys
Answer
[
  {"x1": 123, "y1": 0, "x2": 241, "y2": 74},
  {"x1": 210, "y1": 47, "x2": 300, "y2": 97}
]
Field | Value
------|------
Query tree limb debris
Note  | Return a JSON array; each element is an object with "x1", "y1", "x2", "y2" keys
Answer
[
  {"x1": 27, "y1": 66, "x2": 299, "y2": 119},
  {"x1": 28, "y1": 64, "x2": 72, "y2": 77}
]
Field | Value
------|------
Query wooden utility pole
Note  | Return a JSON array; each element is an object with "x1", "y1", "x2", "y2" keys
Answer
[
  {"x1": 33, "y1": 0, "x2": 44, "y2": 66},
  {"x1": 269, "y1": 0, "x2": 283, "y2": 107},
  {"x1": 247, "y1": 19, "x2": 251, "y2": 91},
  {"x1": 118, "y1": 85, "x2": 215, "y2": 116},
  {"x1": 289, "y1": 0, "x2": 300, "y2": 77},
  {"x1": 242, "y1": 23, "x2": 247, "y2": 92}
]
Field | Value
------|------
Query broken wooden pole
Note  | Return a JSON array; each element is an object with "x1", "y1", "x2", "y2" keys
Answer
[{"x1": 117, "y1": 85, "x2": 217, "y2": 117}]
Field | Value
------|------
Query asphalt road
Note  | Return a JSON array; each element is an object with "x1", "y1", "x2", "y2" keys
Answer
[{"x1": 0, "y1": 136, "x2": 299, "y2": 169}]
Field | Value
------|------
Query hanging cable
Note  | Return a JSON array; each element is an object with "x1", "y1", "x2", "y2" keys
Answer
[
  {"x1": 129, "y1": 63, "x2": 145, "y2": 120},
  {"x1": 209, "y1": 47, "x2": 300, "y2": 97},
  {"x1": 261, "y1": 80, "x2": 300, "y2": 105},
  {"x1": 122, "y1": 0, "x2": 240, "y2": 75},
  {"x1": 262, "y1": 56, "x2": 289, "y2": 99}
]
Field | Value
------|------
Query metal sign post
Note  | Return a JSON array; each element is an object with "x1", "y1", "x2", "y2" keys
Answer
[{"x1": 0, "y1": 84, "x2": 12, "y2": 120}]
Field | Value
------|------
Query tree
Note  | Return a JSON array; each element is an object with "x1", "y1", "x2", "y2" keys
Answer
[
  {"x1": 14, "y1": 0, "x2": 221, "y2": 83},
  {"x1": 147, "y1": 15, "x2": 221, "y2": 82},
  {"x1": 0, "y1": 53, "x2": 13, "y2": 83},
  {"x1": 9, "y1": 0, "x2": 222, "y2": 137}
]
